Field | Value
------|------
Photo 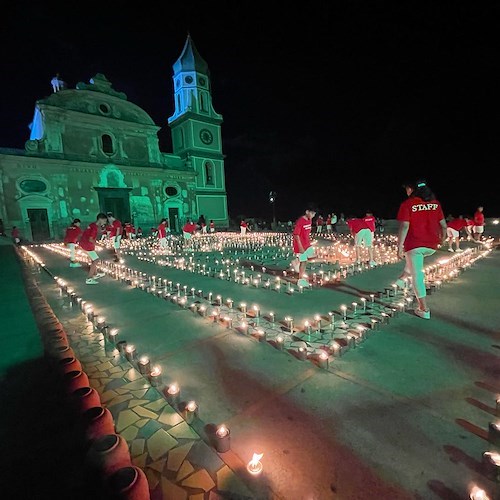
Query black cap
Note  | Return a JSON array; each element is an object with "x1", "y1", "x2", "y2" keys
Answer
[{"x1": 72, "y1": 218, "x2": 81, "y2": 224}]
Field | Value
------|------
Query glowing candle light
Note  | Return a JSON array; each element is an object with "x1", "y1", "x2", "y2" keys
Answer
[
  {"x1": 166, "y1": 382, "x2": 180, "y2": 405},
  {"x1": 125, "y1": 344, "x2": 136, "y2": 362},
  {"x1": 149, "y1": 365, "x2": 162, "y2": 387},
  {"x1": 138, "y1": 355, "x2": 151, "y2": 375},
  {"x1": 318, "y1": 350, "x2": 329, "y2": 369},
  {"x1": 360, "y1": 297, "x2": 367, "y2": 312},
  {"x1": 340, "y1": 304, "x2": 347, "y2": 321},
  {"x1": 214, "y1": 424, "x2": 231, "y2": 452},
  {"x1": 275, "y1": 335, "x2": 284, "y2": 351},
  {"x1": 351, "y1": 302, "x2": 358, "y2": 315},
  {"x1": 469, "y1": 486, "x2": 491, "y2": 500},
  {"x1": 247, "y1": 452, "x2": 264, "y2": 475},
  {"x1": 183, "y1": 400, "x2": 198, "y2": 423}
]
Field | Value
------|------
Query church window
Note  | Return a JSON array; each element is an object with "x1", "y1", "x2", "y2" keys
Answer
[
  {"x1": 200, "y1": 93, "x2": 207, "y2": 112},
  {"x1": 19, "y1": 179, "x2": 47, "y2": 194},
  {"x1": 101, "y1": 134, "x2": 114, "y2": 155},
  {"x1": 165, "y1": 186, "x2": 179, "y2": 197},
  {"x1": 99, "y1": 103, "x2": 111, "y2": 115},
  {"x1": 204, "y1": 162, "x2": 214, "y2": 186}
]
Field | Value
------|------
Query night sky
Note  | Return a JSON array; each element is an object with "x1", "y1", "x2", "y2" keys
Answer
[{"x1": 2, "y1": 3, "x2": 498, "y2": 221}]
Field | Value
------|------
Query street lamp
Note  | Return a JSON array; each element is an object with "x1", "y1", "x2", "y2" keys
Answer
[{"x1": 269, "y1": 191, "x2": 277, "y2": 230}]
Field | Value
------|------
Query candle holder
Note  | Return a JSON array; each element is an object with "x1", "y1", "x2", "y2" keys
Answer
[
  {"x1": 256, "y1": 329, "x2": 267, "y2": 343},
  {"x1": 182, "y1": 401, "x2": 198, "y2": 424},
  {"x1": 297, "y1": 346, "x2": 308, "y2": 361},
  {"x1": 116, "y1": 340, "x2": 127, "y2": 355},
  {"x1": 213, "y1": 424, "x2": 231, "y2": 452},
  {"x1": 165, "y1": 383, "x2": 180, "y2": 406},
  {"x1": 318, "y1": 351, "x2": 329, "y2": 369},
  {"x1": 247, "y1": 453, "x2": 264, "y2": 475},
  {"x1": 275, "y1": 335, "x2": 284, "y2": 351},
  {"x1": 108, "y1": 328, "x2": 119, "y2": 343},
  {"x1": 138, "y1": 356, "x2": 151, "y2": 375},
  {"x1": 482, "y1": 450, "x2": 500, "y2": 482},
  {"x1": 488, "y1": 422, "x2": 500, "y2": 446},
  {"x1": 149, "y1": 365, "x2": 162, "y2": 387},
  {"x1": 125, "y1": 344, "x2": 136, "y2": 362}
]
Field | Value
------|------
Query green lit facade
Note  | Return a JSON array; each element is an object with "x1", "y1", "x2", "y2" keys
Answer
[{"x1": 0, "y1": 35, "x2": 228, "y2": 241}]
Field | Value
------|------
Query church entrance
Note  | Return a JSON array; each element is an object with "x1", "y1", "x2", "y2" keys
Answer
[
  {"x1": 95, "y1": 187, "x2": 132, "y2": 223},
  {"x1": 27, "y1": 208, "x2": 50, "y2": 241},
  {"x1": 168, "y1": 207, "x2": 180, "y2": 233}
]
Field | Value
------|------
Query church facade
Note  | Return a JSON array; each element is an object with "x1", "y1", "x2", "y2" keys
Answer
[{"x1": 0, "y1": 35, "x2": 228, "y2": 241}]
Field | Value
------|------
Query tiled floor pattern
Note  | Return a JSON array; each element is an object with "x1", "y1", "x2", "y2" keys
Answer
[{"x1": 45, "y1": 289, "x2": 256, "y2": 500}]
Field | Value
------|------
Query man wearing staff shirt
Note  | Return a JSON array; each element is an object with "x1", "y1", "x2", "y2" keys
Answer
[{"x1": 292, "y1": 202, "x2": 318, "y2": 288}]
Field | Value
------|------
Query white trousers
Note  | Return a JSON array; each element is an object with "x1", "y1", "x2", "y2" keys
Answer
[{"x1": 402, "y1": 247, "x2": 436, "y2": 299}]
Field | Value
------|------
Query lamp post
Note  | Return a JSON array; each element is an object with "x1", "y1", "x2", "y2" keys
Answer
[{"x1": 269, "y1": 191, "x2": 277, "y2": 230}]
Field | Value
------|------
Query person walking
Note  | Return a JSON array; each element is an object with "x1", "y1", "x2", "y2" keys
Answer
[
  {"x1": 11, "y1": 226, "x2": 21, "y2": 245},
  {"x1": 446, "y1": 216, "x2": 468, "y2": 252},
  {"x1": 396, "y1": 180, "x2": 447, "y2": 320},
  {"x1": 347, "y1": 211, "x2": 377, "y2": 267},
  {"x1": 182, "y1": 219, "x2": 197, "y2": 249},
  {"x1": 64, "y1": 218, "x2": 83, "y2": 267},
  {"x1": 240, "y1": 219, "x2": 249, "y2": 235},
  {"x1": 157, "y1": 218, "x2": 169, "y2": 250},
  {"x1": 78, "y1": 213, "x2": 108, "y2": 285},
  {"x1": 472, "y1": 206, "x2": 485, "y2": 242},
  {"x1": 292, "y1": 203, "x2": 318, "y2": 288},
  {"x1": 106, "y1": 212, "x2": 123, "y2": 262},
  {"x1": 316, "y1": 214, "x2": 324, "y2": 234}
]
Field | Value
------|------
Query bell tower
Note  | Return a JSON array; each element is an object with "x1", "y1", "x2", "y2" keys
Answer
[{"x1": 168, "y1": 34, "x2": 228, "y2": 227}]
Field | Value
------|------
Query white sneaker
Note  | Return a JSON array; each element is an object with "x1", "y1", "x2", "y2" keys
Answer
[
  {"x1": 291, "y1": 259, "x2": 300, "y2": 273},
  {"x1": 414, "y1": 308, "x2": 430, "y2": 320},
  {"x1": 447, "y1": 248, "x2": 454, "y2": 252},
  {"x1": 297, "y1": 278, "x2": 310, "y2": 288},
  {"x1": 455, "y1": 248, "x2": 463, "y2": 252},
  {"x1": 86, "y1": 278, "x2": 99, "y2": 285},
  {"x1": 369, "y1": 260, "x2": 377, "y2": 267},
  {"x1": 69, "y1": 262, "x2": 82, "y2": 267},
  {"x1": 94, "y1": 272, "x2": 105, "y2": 278}
]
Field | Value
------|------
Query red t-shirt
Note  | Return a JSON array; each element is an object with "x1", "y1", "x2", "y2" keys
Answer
[
  {"x1": 293, "y1": 216, "x2": 312, "y2": 253},
  {"x1": 107, "y1": 220, "x2": 122, "y2": 237},
  {"x1": 183, "y1": 222, "x2": 197, "y2": 234},
  {"x1": 157, "y1": 223, "x2": 167, "y2": 238},
  {"x1": 362, "y1": 216, "x2": 376, "y2": 232},
  {"x1": 326, "y1": 216, "x2": 332, "y2": 225},
  {"x1": 240, "y1": 221, "x2": 248, "y2": 228},
  {"x1": 79, "y1": 222, "x2": 99, "y2": 251},
  {"x1": 447, "y1": 218, "x2": 467, "y2": 231},
  {"x1": 397, "y1": 196, "x2": 445, "y2": 251},
  {"x1": 125, "y1": 224, "x2": 135, "y2": 235},
  {"x1": 316, "y1": 216, "x2": 324, "y2": 226},
  {"x1": 347, "y1": 218, "x2": 366, "y2": 234},
  {"x1": 64, "y1": 225, "x2": 82, "y2": 243},
  {"x1": 473, "y1": 211, "x2": 485, "y2": 226}
]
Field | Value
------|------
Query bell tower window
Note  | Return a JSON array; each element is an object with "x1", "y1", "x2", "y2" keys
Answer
[{"x1": 205, "y1": 162, "x2": 214, "y2": 186}]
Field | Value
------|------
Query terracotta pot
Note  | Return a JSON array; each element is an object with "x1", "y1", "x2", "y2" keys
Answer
[
  {"x1": 82, "y1": 406, "x2": 115, "y2": 444},
  {"x1": 44, "y1": 333, "x2": 69, "y2": 350},
  {"x1": 86, "y1": 434, "x2": 132, "y2": 479},
  {"x1": 47, "y1": 344, "x2": 75, "y2": 363},
  {"x1": 107, "y1": 466, "x2": 150, "y2": 500},
  {"x1": 58, "y1": 356, "x2": 83, "y2": 376},
  {"x1": 71, "y1": 386, "x2": 102, "y2": 415},
  {"x1": 64, "y1": 369, "x2": 90, "y2": 395}
]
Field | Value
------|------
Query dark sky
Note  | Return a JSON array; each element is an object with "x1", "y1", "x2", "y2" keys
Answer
[{"x1": 2, "y1": 2, "x2": 498, "y2": 220}]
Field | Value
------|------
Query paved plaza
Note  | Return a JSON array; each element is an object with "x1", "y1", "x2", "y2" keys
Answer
[{"x1": 1, "y1": 228, "x2": 500, "y2": 500}]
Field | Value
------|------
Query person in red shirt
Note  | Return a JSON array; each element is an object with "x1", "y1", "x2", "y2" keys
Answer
[
  {"x1": 106, "y1": 212, "x2": 123, "y2": 262},
  {"x1": 347, "y1": 211, "x2": 377, "y2": 267},
  {"x1": 209, "y1": 220, "x2": 215, "y2": 233},
  {"x1": 240, "y1": 219, "x2": 249, "y2": 235},
  {"x1": 157, "y1": 218, "x2": 169, "y2": 250},
  {"x1": 464, "y1": 215, "x2": 474, "y2": 241},
  {"x1": 396, "y1": 180, "x2": 447, "y2": 319},
  {"x1": 292, "y1": 203, "x2": 318, "y2": 288},
  {"x1": 64, "y1": 218, "x2": 83, "y2": 267},
  {"x1": 316, "y1": 214, "x2": 324, "y2": 234},
  {"x1": 79, "y1": 212, "x2": 108, "y2": 285},
  {"x1": 446, "y1": 216, "x2": 468, "y2": 252},
  {"x1": 11, "y1": 226, "x2": 21, "y2": 245},
  {"x1": 124, "y1": 222, "x2": 136, "y2": 239},
  {"x1": 473, "y1": 206, "x2": 485, "y2": 242},
  {"x1": 182, "y1": 219, "x2": 197, "y2": 249}
]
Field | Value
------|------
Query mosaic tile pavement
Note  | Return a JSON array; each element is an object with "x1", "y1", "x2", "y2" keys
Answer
[{"x1": 45, "y1": 290, "x2": 257, "y2": 500}]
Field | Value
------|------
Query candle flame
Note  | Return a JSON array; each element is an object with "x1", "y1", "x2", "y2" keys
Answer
[
  {"x1": 168, "y1": 382, "x2": 179, "y2": 394},
  {"x1": 216, "y1": 425, "x2": 229, "y2": 437},
  {"x1": 151, "y1": 365, "x2": 161, "y2": 376},
  {"x1": 469, "y1": 486, "x2": 490, "y2": 500},
  {"x1": 186, "y1": 401, "x2": 197, "y2": 412}
]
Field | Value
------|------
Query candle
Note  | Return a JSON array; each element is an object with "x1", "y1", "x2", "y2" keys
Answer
[
  {"x1": 224, "y1": 316, "x2": 233, "y2": 329},
  {"x1": 165, "y1": 382, "x2": 180, "y2": 405},
  {"x1": 149, "y1": 365, "x2": 162, "y2": 387},
  {"x1": 183, "y1": 400, "x2": 198, "y2": 424},
  {"x1": 469, "y1": 486, "x2": 491, "y2": 500},
  {"x1": 125, "y1": 344, "x2": 136, "y2": 362},
  {"x1": 96, "y1": 316, "x2": 106, "y2": 331},
  {"x1": 318, "y1": 351, "x2": 329, "y2": 369},
  {"x1": 351, "y1": 302, "x2": 358, "y2": 315},
  {"x1": 269, "y1": 312, "x2": 275, "y2": 325},
  {"x1": 297, "y1": 346, "x2": 308, "y2": 361},
  {"x1": 488, "y1": 422, "x2": 500, "y2": 446},
  {"x1": 247, "y1": 453, "x2": 264, "y2": 475},
  {"x1": 360, "y1": 297, "x2": 367, "y2": 312},
  {"x1": 256, "y1": 328, "x2": 267, "y2": 343},
  {"x1": 340, "y1": 305, "x2": 347, "y2": 321},
  {"x1": 285, "y1": 316, "x2": 293, "y2": 333},
  {"x1": 275, "y1": 335, "x2": 284, "y2": 351},
  {"x1": 240, "y1": 302, "x2": 247, "y2": 314},
  {"x1": 328, "y1": 312, "x2": 335, "y2": 331},
  {"x1": 108, "y1": 328, "x2": 119, "y2": 343},
  {"x1": 304, "y1": 321, "x2": 312, "y2": 335},
  {"x1": 138, "y1": 355, "x2": 151, "y2": 375},
  {"x1": 214, "y1": 424, "x2": 231, "y2": 452}
]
